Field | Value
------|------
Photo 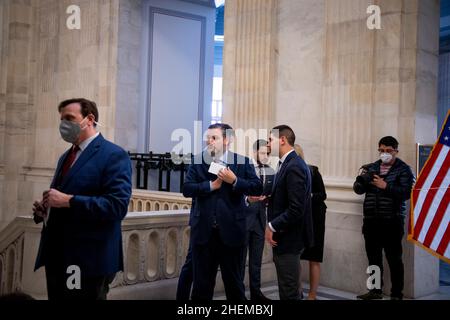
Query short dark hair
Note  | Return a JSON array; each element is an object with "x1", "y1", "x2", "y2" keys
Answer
[
  {"x1": 253, "y1": 139, "x2": 268, "y2": 152},
  {"x1": 208, "y1": 123, "x2": 234, "y2": 139},
  {"x1": 379, "y1": 136, "x2": 399, "y2": 149},
  {"x1": 271, "y1": 125, "x2": 296, "y2": 146},
  {"x1": 58, "y1": 98, "x2": 99, "y2": 124}
]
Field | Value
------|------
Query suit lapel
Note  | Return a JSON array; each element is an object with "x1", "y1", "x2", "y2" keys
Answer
[
  {"x1": 272, "y1": 151, "x2": 296, "y2": 193},
  {"x1": 226, "y1": 152, "x2": 237, "y2": 172},
  {"x1": 51, "y1": 149, "x2": 71, "y2": 188},
  {"x1": 60, "y1": 134, "x2": 103, "y2": 189},
  {"x1": 202, "y1": 151, "x2": 216, "y2": 180}
]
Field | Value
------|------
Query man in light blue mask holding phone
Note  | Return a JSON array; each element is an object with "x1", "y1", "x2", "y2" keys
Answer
[{"x1": 32, "y1": 98, "x2": 132, "y2": 300}]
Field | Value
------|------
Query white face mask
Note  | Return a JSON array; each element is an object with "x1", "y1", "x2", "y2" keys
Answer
[
  {"x1": 59, "y1": 117, "x2": 88, "y2": 144},
  {"x1": 380, "y1": 153, "x2": 393, "y2": 164}
]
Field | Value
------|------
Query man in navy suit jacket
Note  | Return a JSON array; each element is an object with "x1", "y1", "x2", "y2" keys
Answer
[
  {"x1": 32, "y1": 98, "x2": 132, "y2": 300},
  {"x1": 182, "y1": 123, "x2": 262, "y2": 301},
  {"x1": 266, "y1": 125, "x2": 313, "y2": 300}
]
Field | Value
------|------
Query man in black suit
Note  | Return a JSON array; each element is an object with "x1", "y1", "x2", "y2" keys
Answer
[
  {"x1": 182, "y1": 123, "x2": 262, "y2": 301},
  {"x1": 266, "y1": 125, "x2": 313, "y2": 300},
  {"x1": 244, "y1": 139, "x2": 274, "y2": 301}
]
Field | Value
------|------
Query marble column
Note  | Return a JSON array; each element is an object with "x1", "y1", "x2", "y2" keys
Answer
[
  {"x1": 20, "y1": 0, "x2": 120, "y2": 218},
  {"x1": 438, "y1": 52, "x2": 450, "y2": 130},
  {"x1": 0, "y1": 1, "x2": 7, "y2": 226},
  {"x1": 222, "y1": 0, "x2": 277, "y2": 134},
  {"x1": 318, "y1": 0, "x2": 440, "y2": 298},
  {"x1": 0, "y1": 0, "x2": 121, "y2": 230},
  {"x1": 0, "y1": 0, "x2": 34, "y2": 230},
  {"x1": 223, "y1": 0, "x2": 441, "y2": 298}
]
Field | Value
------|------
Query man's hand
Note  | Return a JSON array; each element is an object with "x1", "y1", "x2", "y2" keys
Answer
[
  {"x1": 371, "y1": 175, "x2": 387, "y2": 190},
  {"x1": 248, "y1": 195, "x2": 267, "y2": 203},
  {"x1": 211, "y1": 178, "x2": 223, "y2": 191},
  {"x1": 43, "y1": 189, "x2": 73, "y2": 208},
  {"x1": 265, "y1": 226, "x2": 277, "y2": 247},
  {"x1": 217, "y1": 168, "x2": 237, "y2": 185}
]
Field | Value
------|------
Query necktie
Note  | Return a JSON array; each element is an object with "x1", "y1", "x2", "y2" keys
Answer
[
  {"x1": 258, "y1": 165, "x2": 265, "y2": 185},
  {"x1": 61, "y1": 145, "x2": 80, "y2": 178},
  {"x1": 276, "y1": 160, "x2": 282, "y2": 173},
  {"x1": 272, "y1": 161, "x2": 283, "y2": 187}
]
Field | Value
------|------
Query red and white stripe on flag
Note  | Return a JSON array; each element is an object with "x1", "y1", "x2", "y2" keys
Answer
[{"x1": 409, "y1": 110, "x2": 450, "y2": 264}]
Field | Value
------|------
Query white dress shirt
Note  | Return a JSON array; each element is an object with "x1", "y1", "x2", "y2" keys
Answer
[{"x1": 72, "y1": 132, "x2": 100, "y2": 166}]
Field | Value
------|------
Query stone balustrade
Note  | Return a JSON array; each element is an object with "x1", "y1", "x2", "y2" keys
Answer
[{"x1": 128, "y1": 190, "x2": 192, "y2": 212}]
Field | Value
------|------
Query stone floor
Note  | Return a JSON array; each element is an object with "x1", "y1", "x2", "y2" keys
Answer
[{"x1": 215, "y1": 282, "x2": 450, "y2": 300}]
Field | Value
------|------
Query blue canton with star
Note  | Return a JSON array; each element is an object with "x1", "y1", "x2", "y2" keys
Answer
[{"x1": 439, "y1": 113, "x2": 450, "y2": 147}]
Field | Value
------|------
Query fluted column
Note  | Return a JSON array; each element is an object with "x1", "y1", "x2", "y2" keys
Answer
[
  {"x1": 0, "y1": 2, "x2": 6, "y2": 168},
  {"x1": 0, "y1": 0, "x2": 120, "y2": 229},
  {"x1": 0, "y1": 0, "x2": 34, "y2": 229},
  {"x1": 439, "y1": 53, "x2": 450, "y2": 128},
  {"x1": 19, "y1": 0, "x2": 119, "y2": 216},
  {"x1": 222, "y1": 0, "x2": 277, "y2": 132},
  {"x1": 320, "y1": 0, "x2": 440, "y2": 298},
  {"x1": 321, "y1": 0, "x2": 437, "y2": 184},
  {"x1": 0, "y1": 1, "x2": 7, "y2": 214}
]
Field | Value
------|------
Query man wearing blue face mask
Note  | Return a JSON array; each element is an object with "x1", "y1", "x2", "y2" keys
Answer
[
  {"x1": 32, "y1": 98, "x2": 132, "y2": 300},
  {"x1": 353, "y1": 136, "x2": 415, "y2": 300}
]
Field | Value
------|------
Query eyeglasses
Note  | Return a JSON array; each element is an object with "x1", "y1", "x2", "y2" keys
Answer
[{"x1": 378, "y1": 148, "x2": 397, "y2": 154}]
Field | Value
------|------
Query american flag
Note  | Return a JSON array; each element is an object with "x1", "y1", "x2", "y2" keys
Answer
[{"x1": 409, "y1": 111, "x2": 450, "y2": 263}]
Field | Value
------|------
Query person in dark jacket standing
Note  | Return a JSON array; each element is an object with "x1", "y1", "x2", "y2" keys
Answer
[
  {"x1": 354, "y1": 136, "x2": 414, "y2": 300},
  {"x1": 244, "y1": 139, "x2": 274, "y2": 301},
  {"x1": 183, "y1": 123, "x2": 263, "y2": 301},
  {"x1": 295, "y1": 145, "x2": 327, "y2": 300},
  {"x1": 266, "y1": 125, "x2": 314, "y2": 300}
]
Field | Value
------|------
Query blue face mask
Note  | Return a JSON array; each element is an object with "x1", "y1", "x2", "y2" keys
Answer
[{"x1": 59, "y1": 117, "x2": 88, "y2": 144}]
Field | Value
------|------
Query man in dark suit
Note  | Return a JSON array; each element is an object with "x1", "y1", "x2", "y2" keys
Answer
[
  {"x1": 182, "y1": 123, "x2": 263, "y2": 301},
  {"x1": 266, "y1": 125, "x2": 313, "y2": 300},
  {"x1": 32, "y1": 98, "x2": 132, "y2": 300},
  {"x1": 244, "y1": 139, "x2": 274, "y2": 301}
]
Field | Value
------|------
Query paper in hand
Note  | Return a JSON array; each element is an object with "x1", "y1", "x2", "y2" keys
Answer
[
  {"x1": 208, "y1": 162, "x2": 227, "y2": 176},
  {"x1": 43, "y1": 206, "x2": 50, "y2": 227}
]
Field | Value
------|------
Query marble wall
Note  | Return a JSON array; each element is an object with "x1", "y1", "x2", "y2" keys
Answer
[
  {"x1": 222, "y1": 0, "x2": 277, "y2": 138},
  {"x1": 115, "y1": 0, "x2": 143, "y2": 152},
  {"x1": 0, "y1": 0, "x2": 121, "y2": 230},
  {"x1": 223, "y1": 0, "x2": 441, "y2": 298},
  {"x1": 438, "y1": 52, "x2": 450, "y2": 131},
  {"x1": 0, "y1": 0, "x2": 443, "y2": 299}
]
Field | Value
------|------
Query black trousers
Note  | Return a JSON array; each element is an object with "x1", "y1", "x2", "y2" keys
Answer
[
  {"x1": 191, "y1": 229, "x2": 246, "y2": 301},
  {"x1": 273, "y1": 251, "x2": 302, "y2": 300},
  {"x1": 243, "y1": 228, "x2": 265, "y2": 295},
  {"x1": 176, "y1": 242, "x2": 193, "y2": 300},
  {"x1": 363, "y1": 218, "x2": 405, "y2": 298},
  {"x1": 45, "y1": 265, "x2": 114, "y2": 300}
]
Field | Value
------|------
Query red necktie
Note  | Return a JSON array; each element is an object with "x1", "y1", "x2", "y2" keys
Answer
[{"x1": 60, "y1": 145, "x2": 80, "y2": 178}]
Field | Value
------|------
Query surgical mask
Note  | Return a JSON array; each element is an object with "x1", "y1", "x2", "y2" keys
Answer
[
  {"x1": 59, "y1": 118, "x2": 88, "y2": 144},
  {"x1": 380, "y1": 153, "x2": 393, "y2": 164}
]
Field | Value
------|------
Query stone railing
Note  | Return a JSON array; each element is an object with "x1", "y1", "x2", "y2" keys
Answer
[
  {"x1": 110, "y1": 210, "x2": 191, "y2": 299},
  {"x1": 0, "y1": 209, "x2": 276, "y2": 299},
  {"x1": 128, "y1": 190, "x2": 192, "y2": 212},
  {"x1": 0, "y1": 216, "x2": 37, "y2": 297},
  {"x1": 0, "y1": 210, "x2": 191, "y2": 299}
]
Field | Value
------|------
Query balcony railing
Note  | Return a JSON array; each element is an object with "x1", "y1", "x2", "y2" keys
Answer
[{"x1": 128, "y1": 152, "x2": 190, "y2": 193}]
